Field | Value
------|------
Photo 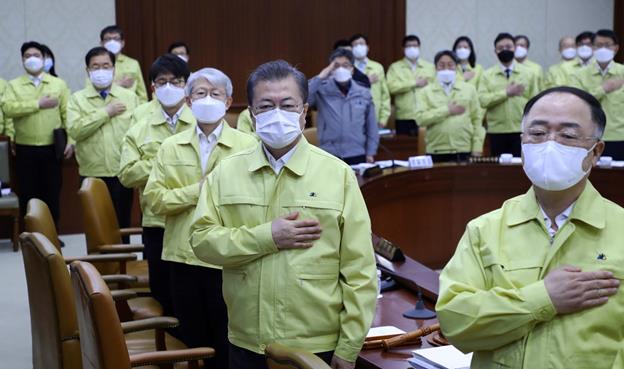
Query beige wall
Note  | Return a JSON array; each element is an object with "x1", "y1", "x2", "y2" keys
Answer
[
  {"x1": 406, "y1": 0, "x2": 613, "y2": 71},
  {"x1": 0, "y1": 0, "x2": 115, "y2": 91}
]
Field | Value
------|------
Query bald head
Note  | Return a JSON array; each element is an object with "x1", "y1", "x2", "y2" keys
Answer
[{"x1": 559, "y1": 36, "x2": 575, "y2": 51}]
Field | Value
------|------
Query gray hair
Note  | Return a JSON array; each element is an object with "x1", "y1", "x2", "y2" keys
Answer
[
  {"x1": 246, "y1": 60, "x2": 308, "y2": 106},
  {"x1": 329, "y1": 47, "x2": 354, "y2": 65},
  {"x1": 185, "y1": 67, "x2": 233, "y2": 97}
]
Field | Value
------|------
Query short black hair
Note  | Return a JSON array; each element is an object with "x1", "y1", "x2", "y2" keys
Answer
[
  {"x1": 246, "y1": 60, "x2": 308, "y2": 106},
  {"x1": 85, "y1": 46, "x2": 116, "y2": 67},
  {"x1": 329, "y1": 48, "x2": 354, "y2": 65},
  {"x1": 494, "y1": 33, "x2": 514, "y2": 47},
  {"x1": 333, "y1": 39, "x2": 351, "y2": 50},
  {"x1": 149, "y1": 54, "x2": 190, "y2": 82},
  {"x1": 403, "y1": 34, "x2": 421, "y2": 47},
  {"x1": 522, "y1": 86, "x2": 606, "y2": 137},
  {"x1": 434, "y1": 50, "x2": 458, "y2": 65},
  {"x1": 575, "y1": 31, "x2": 594, "y2": 45},
  {"x1": 40, "y1": 44, "x2": 57, "y2": 77},
  {"x1": 349, "y1": 33, "x2": 368, "y2": 45},
  {"x1": 593, "y1": 29, "x2": 619, "y2": 45},
  {"x1": 514, "y1": 34, "x2": 530, "y2": 48},
  {"x1": 20, "y1": 41, "x2": 44, "y2": 57},
  {"x1": 100, "y1": 25, "x2": 124, "y2": 41},
  {"x1": 168, "y1": 41, "x2": 190, "y2": 54},
  {"x1": 452, "y1": 35, "x2": 476, "y2": 68}
]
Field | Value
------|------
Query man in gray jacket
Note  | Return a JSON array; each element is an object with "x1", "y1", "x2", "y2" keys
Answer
[{"x1": 309, "y1": 48, "x2": 379, "y2": 164}]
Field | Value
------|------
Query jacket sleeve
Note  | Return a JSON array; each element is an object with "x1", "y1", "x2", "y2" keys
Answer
[
  {"x1": 435, "y1": 224, "x2": 557, "y2": 353},
  {"x1": 308, "y1": 76, "x2": 323, "y2": 108},
  {"x1": 478, "y1": 76, "x2": 508, "y2": 109},
  {"x1": 66, "y1": 94, "x2": 109, "y2": 141},
  {"x1": 189, "y1": 164, "x2": 278, "y2": 268},
  {"x1": 387, "y1": 64, "x2": 417, "y2": 95},
  {"x1": 414, "y1": 89, "x2": 450, "y2": 127},
  {"x1": 118, "y1": 125, "x2": 151, "y2": 189},
  {"x1": 143, "y1": 147, "x2": 201, "y2": 216},
  {"x1": 334, "y1": 170, "x2": 378, "y2": 362},
  {"x1": 378, "y1": 78, "x2": 391, "y2": 126},
  {"x1": 1, "y1": 84, "x2": 39, "y2": 119},
  {"x1": 365, "y1": 97, "x2": 379, "y2": 156},
  {"x1": 469, "y1": 88, "x2": 486, "y2": 153},
  {"x1": 133, "y1": 67, "x2": 148, "y2": 104}
]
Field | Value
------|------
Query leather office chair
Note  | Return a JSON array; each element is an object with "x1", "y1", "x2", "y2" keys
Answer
[
  {"x1": 70, "y1": 260, "x2": 215, "y2": 369},
  {"x1": 302, "y1": 127, "x2": 319, "y2": 147},
  {"x1": 20, "y1": 232, "x2": 188, "y2": 369},
  {"x1": 265, "y1": 344, "x2": 331, "y2": 369},
  {"x1": 77, "y1": 177, "x2": 147, "y2": 286},
  {"x1": 0, "y1": 135, "x2": 19, "y2": 251},
  {"x1": 24, "y1": 200, "x2": 162, "y2": 320}
]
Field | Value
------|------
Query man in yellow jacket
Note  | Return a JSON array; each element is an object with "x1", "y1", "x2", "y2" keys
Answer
[
  {"x1": 387, "y1": 34, "x2": 435, "y2": 135},
  {"x1": 189, "y1": 60, "x2": 377, "y2": 369},
  {"x1": 514, "y1": 35, "x2": 544, "y2": 90},
  {"x1": 118, "y1": 54, "x2": 193, "y2": 317},
  {"x1": 437, "y1": 86, "x2": 624, "y2": 369},
  {"x1": 415, "y1": 50, "x2": 484, "y2": 162},
  {"x1": 544, "y1": 36, "x2": 577, "y2": 88},
  {"x1": 570, "y1": 29, "x2": 624, "y2": 160},
  {"x1": 143, "y1": 67, "x2": 256, "y2": 368},
  {"x1": 68, "y1": 46, "x2": 139, "y2": 234},
  {"x1": 350, "y1": 33, "x2": 391, "y2": 127},
  {"x1": 0, "y1": 78, "x2": 14, "y2": 139},
  {"x1": 99, "y1": 25, "x2": 148, "y2": 103},
  {"x1": 2, "y1": 41, "x2": 71, "y2": 225}
]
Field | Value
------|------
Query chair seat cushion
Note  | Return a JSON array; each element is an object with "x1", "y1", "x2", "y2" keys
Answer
[
  {"x1": 0, "y1": 193, "x2": 18, "y2": 209},
  {"x1": 128, "y1": 297, "x2": 163, "y2": 320}
]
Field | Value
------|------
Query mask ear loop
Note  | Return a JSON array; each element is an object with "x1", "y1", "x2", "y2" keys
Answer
[{"x1": 583, "y1": 141, "x2": 599, "y2": 174}]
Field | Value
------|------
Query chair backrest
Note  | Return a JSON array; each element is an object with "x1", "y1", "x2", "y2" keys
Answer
[
  {"x1": 265, "y1": 343, "x2": 331, "y2": 369},
  {"x1": 25, "y1": 199, "x2": 62, "y2": 251},
  {"x1": 0, "y1": 135, "x2": 11, "y2": 184},
  {"x1": 77, "y1": 177, "x2": 122, "y2": 254},
  {"x1": 70, "y1": 261, "x2": 131, "y2": 369},
  {"x1": 303, "y1": 127, "x2": 319, "y2": 147},
  {"x1": 19, "y1": 232, "x2": 82, "y2": 369}
]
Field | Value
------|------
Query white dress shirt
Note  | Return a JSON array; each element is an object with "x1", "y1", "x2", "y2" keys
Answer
[
  {"x1": 29, "y1": 73, "x2": 44, "y2": 87},
  {"x1": 162, "y1": 105, "x2": 185, "y2": 132},
  {"x1": 197, "y1": 123, "x2": 223, "y2": 175},
  {"x1": 540, "y1": 202, "x2": 575, "y2": 238},
  {"x1": 262, "y1": 144, "x2": 297, "y2": 175}
]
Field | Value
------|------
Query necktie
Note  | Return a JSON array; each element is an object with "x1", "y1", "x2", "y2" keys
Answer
[
  {"x1": 505, "y1": 69, "x2": 511, "y2": 79},
  {"x1": 99, "y1": 90, "x2": 108, "y2": 99}
]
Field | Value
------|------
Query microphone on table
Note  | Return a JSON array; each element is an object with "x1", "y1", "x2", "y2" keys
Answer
[{"x1": 403, "y1": 286, "x2": 437, "y2": 320}]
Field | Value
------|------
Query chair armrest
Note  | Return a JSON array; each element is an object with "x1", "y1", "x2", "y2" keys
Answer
[
  {"x1": 98, "y1": 244, "x2": 144, "y2": 253},
  {"x1": 102, "y1": 274, "x2": 138, "y2": 285},
  {"x1": 64, "y1": 253, "x2": 137, "y2": 264},
  {"x1": 111, "y1": 289, "x2": 138, "y2": 302},
  {"x1": 120, "y1": 227, "x2": 143, "y2": 236},
  {"x1": 121, "y1": 316, "x2": 179, "y2": 334},
  {"x1": 129, "y1": 347, "x2": 215, "y2": 367}
]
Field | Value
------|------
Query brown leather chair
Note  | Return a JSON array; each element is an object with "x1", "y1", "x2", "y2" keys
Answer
[
  {"x1": 265, "y1": 343, "x2": 331, "y2": 369},
  {"x1": 24, "y1": 199, "x2": 162, "y2": 320},
  {"x1": 77, "y1": 177, "x2": 147, "y2": 286},
  {"x1": 20, "y1": 232, "x2": 188, "y2": 369},
  {"x1": 302, "y1": 127, "x2": 319, "y2": 147},
  {"x1": 70, "y1": 260, "x2": 215, "y2": 369}
]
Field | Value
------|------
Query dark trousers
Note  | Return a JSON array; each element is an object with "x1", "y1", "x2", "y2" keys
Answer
[
  {"x1": 15, "y1": 144, "x2": 62, "y2": 225},
  {"x1": 488, "y1": 133, "x2": 521, "y2": 157},
  {"x1": 229, "y1": 343, "x2": 334, "y2": 369},
  {"x1": 395, "y1": 119, "x2": 419, "y2": 136},
  {"x1": 603, "y1": 141, "x2": 624, "y2": 160},
  {"x1": 142, "y1": 227, "x2": 174, "y2": 317},
  {"x1": 341, "y1": 155, "x2": 367, "y2": 165},
  {"x1": 170, "y1": 263, "x2": 229, "y2": 369},
  {"x1": 430, "y1": 152, "x2": 471, "y2": 163},
  {"x1": 81, "y1": 176, "x2": 134, "y2": 243}
]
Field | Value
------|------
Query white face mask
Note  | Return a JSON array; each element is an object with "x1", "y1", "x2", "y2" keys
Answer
[
  {"x1": 89, "y1": 69, "x2": 114, "y2": 89},
  {"x1": 24, "y1": 56, "x2": 44, "y2": 73},
  {"x1": 352, "y1": 44, "x2": 368, "y2": 59},
  {"x1": 514, "y1": 46, "x2": 528, "y2": 59},
  {"x1": 191, "y1": 96, "x2": 226, "y2": 124},
  {"x1": 561, "y1": 47, "x2": 576, "y2": 60},
  {"x1": 43, "y1": 57, "x2": 54, "y2": 72},
  {"x1": 594, "y1": 47, "x2": 615, "y2": 64},
  {"x1": 577, "y1": 45, "x2": 593, "y2": 60},
  {"x1": 404, "y1": 46, "x2": 420, "y2": 60},
  {"x1": 104, "y1": 40, "x2": 122, "y2": 54},
  {"x1": 254, "y1": 108, "x2": 303, "y2": 149},
  {"x1": 455, "y1": 47, "x2": 471, "y2": 60},
  {"x1": 437, "y1": 69, "x2": 456, "y2": 84},
  {"x1": 177, "y1": 54, "x2": 189, "y2": 63},
  {"x1": 155, "y1": 83, "x2": 185, "y2": 108},
  {"x1": 522, "y1": 141, "x2": 595, "y2": 191},
  {"x1": 333, "y1": 67, "x2": 352, "y2": 83}
]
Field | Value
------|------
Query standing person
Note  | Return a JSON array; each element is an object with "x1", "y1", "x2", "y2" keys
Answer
[
  {"x1": 453, "y1": 36, "x2": 484, "y2": 90},
  {"x1": 544, "y1": 36, "x2": 577, "y2": 88},
  {"x1": 387, "y1": 34, "x2": 436, "y2": 135},
  {"x1": 118, "y1": 54, "x2": 194, "y2": 317},
  {"x1": 40, "y1": 44, "x2": 58, "y2": 77},
  {"x1": 100, "y1": 25, "x2": 148, "y2": 103},
  {"x1": 67, "y1": 46, "x2": 139, "y2": 232},
  {"x1": 479, "y1": 33, "x2": 538, "y2": 157},
  {"x1": 144, "y1": 67, "x2": 257, "y2": 368},
  {"x1": 514, "y1": 35, "x2": 544, "y2": 89},
  {"x1": 0, "y1": 78, "x2": 14, "y2": 140},
  {"x1": 415, "y1": 50, "x2": 484, "y2": 162},
  {"x1": 190, "y1": 59, "x2": 377, "y2": 369},
  {"x1": 168, "y1": 42, "x2": 191, "y2": 63},
  {"x1": 350, "y1": 33, "x2": 391, "y2": 127},
  {"x1": 2, "y1": 41, "x2": 72, "y2": 225}
]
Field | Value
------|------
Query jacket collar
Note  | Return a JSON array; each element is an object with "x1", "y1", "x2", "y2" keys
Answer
[
  {"x1": 248, "y1": 136, "x2": 309, "y2": 176},
  {"x1": 151, "y1": 103, "x2": 195, "y2": 127},
  {"x1": 84, "y1": 81, "x2": 123, "y2": 98},
  {"x1": 177, "y1": 119, "x2": 234, "y2": 148}
]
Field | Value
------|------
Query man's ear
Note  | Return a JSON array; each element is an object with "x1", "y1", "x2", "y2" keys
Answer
[
  {"x1": 185, "y1": 96, "x2": 193, "y2": 107},
  {"x1": 225, "y1": 96, "x2": 233, "y2": 110},
  {"x1": 592, "y1": 140, "x2": 605, "y2": 165}
]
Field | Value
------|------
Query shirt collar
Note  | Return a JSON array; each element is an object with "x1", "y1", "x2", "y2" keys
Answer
[
  {"x1": 196, "y1": 121, "x2": 224, "y2": 144},
  {"x1": 161, "y1": 104, "x2": 186, "y2": 128},
  {"x1": 499, "y1": 62, "x2": 515, "y2": 74},
  {"x1": 506, "y1": 181, "x2": 605, "y2": 229},
  {"x1": 355, "y1": 58, "x2": 369, "y2": 72},
  {"x1": 248, "y1": 136, "x2": 309, "y2": 176},
  {"x1": 28, "y1": 72, "x2": 45, "y2": 85},
  {"x1": 540, "y1": 202, "x2": 574, "y2": 236},
  {"x1": 596, "y1": 60, "x2": 613, "y2": 76}
]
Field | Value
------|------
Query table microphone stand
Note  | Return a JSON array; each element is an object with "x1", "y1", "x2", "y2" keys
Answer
[{"x1": 403, "y1": 287, "x2": 436, "y2": 319}]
